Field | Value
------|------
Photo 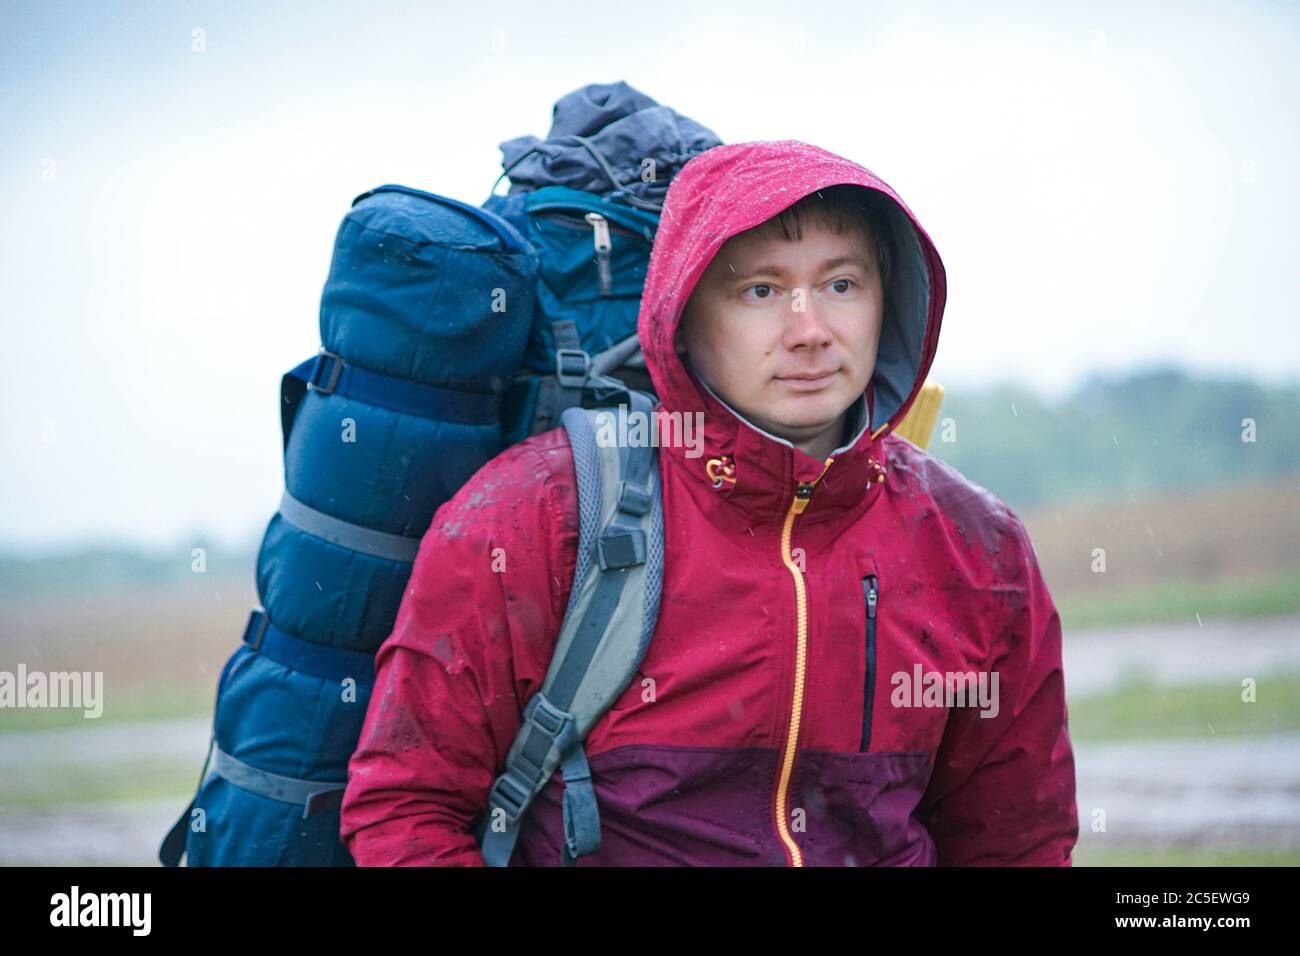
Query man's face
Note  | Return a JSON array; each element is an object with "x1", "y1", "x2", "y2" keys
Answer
[{"x1": 674, "y1": 216, "x2": 884, "y2": 448}]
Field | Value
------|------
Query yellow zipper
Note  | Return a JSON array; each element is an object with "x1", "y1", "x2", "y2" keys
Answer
[{"x1": 773, "y1": 455, "x2": 835, "y2": 867}]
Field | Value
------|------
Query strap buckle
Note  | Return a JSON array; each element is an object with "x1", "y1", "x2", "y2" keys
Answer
[
  {"x1": 523, "y1": 691, "x2": 573, "y2": 738},
  {"x1": 555, "y1": 349, "x2": 591, "y2": 389},
  {"x1": 242, "y1": 609, "x2": 269, "y2": 651},
  {"x1": 595, "y1": 528, "x2": 646, "y2": 570},
  {"x1": 487, "y1": 770, "x2": 533, "y2": 824},
  {"x1": 486, "y1": 693, "x2": 576, "y2": 825},
  {"x1": 303, "y1": 787, "x2": 345, "y2": 819},
  {"x1": 307, "y1": 348, "x2": 343, "y2": 395},
  {"x1": 616, "y1": 480, "x2": 651, "y2": 517}
]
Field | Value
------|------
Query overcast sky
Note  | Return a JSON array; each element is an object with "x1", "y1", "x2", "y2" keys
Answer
[{"x1": 2, "y1": 0, "x2": 1297, "y2": 553}]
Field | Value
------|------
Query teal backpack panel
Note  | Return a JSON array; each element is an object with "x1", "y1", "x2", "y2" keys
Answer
[{"x1": 485, "y1": 186, "x2": 661, "y2": 444}]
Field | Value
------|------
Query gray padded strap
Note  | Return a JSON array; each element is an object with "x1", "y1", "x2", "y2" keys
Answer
[
  {"x1": 480, "y1": 398, "x2": 663, "y2": 866},
  {"x1": 552, "y1": 318, "x2": 582, "y2": 353},
  {"x1": 277, "y1": 489, "x2": 421, "y2": 563},
  {"x1": 212, "y1": 745, "x2": 345, "y2": 818}
]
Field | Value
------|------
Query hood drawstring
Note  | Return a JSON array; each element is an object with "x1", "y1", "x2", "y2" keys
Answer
[
  {"x1": 705, "y1": 452, "x2": 887, "y2": 491},
  {"x1": 867, "y1": 456, "x2": 887, "y2": 486},
  {"x1": 705, "y1": 455, "x2": 737, "y2": 490}
]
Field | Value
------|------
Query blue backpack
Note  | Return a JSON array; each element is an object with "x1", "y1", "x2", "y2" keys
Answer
[{"x1": 159, "y1": 176, "x2": 667, "y2": 867}]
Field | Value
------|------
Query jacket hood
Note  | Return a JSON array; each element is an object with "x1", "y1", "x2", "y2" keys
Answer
[{"x1": 637, "y1": 139, "x2": 948, "y2": 524}]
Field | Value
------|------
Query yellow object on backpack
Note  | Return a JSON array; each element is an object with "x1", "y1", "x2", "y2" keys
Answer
[{"x1": 893, "y1": 381, "x2": 944, "y2": 451}]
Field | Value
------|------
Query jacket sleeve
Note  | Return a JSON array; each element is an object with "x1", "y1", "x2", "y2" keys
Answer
[
  {"x1": 916, "y1": 510, "x2": 1078, "y2": 866},
  {"x1": 339, "y1": 434, "x2": 579, "y2": 866}
]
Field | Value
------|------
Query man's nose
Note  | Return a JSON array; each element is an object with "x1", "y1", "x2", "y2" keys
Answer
[{"x1": 783, "y1": 286, "x2": 834, "y2": 349}]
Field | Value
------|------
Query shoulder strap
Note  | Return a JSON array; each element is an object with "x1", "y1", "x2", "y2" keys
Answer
[{"x1": 479, "y1": 390, "x2": 664, "y2": 866}]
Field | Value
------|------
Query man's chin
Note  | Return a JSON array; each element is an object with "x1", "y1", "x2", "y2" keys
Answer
[{"x1": 763, "y1": 397, "x2": 852, "y2": 439}]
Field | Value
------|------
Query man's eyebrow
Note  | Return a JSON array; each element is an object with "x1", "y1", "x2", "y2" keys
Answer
[{"x1": 728, "y1": 255, "x2": 871, "y2": 281}]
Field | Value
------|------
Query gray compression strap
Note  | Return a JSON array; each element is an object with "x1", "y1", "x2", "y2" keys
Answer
[
  {"x1": 277, "y1": 489, "x2": 421, "y2": 563},
  {"x1": 212, "y1": 745, "x2": 346, "y2": 819},
  {"x1": 531, "y1": 320, "x2": 588, "y2": 435},
  {"x1": 549, "y1": 319, "x2": 588, "y2": 429},
  {"x1": 589, "y1": 333, "x2": 643, "y2": 377}
]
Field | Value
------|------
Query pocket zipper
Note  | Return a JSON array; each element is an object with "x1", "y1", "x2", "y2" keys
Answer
[
  {"x1": 533, "y1": 210, "x2": 639, "y2": 297},
  {"x1": 860, "y1": 574, "x2": 878, "y2": 752}
]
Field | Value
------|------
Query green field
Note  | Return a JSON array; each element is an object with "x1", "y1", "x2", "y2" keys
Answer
[
  {"x1": 1057, "y1": 566, "x2": 1300, "y2": 633},
  {"x1": 1020, "y1": 476, "x2": 1300, "y2": 632},
  {"x1": 0, "y1": 751, "x2": 202, "y2": 810},
  {"x1": 1067, "y1": 671, "x2": 1300, "y2": 742},
  {"x1": 1075, "y1": 845, "x2": 1300, "y2": 867},
  {"x1": 0, "y1": 683, "x2": 214, "y2": 733}
]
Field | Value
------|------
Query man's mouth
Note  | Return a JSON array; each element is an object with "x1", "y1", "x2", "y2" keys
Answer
[{"x1": 776, "y1": 369, "x2": 839, "y2": 390}]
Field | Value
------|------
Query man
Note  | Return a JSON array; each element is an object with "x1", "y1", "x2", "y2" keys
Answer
[{"x1": 339, "y1": 139, "x2": 1079, "y2": 866}]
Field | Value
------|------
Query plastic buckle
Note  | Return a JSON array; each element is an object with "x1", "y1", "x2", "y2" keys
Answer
[
  {"x1": 242, "y1": 609, "x2": 269, "y2": 651},
  {"x1": 555, "y1": 349, "x2": 591, "y2": 389},
  {"x1": 307, "y1": 348, "x2": 343, "y2": 395},
  {"x1": 488, "y1": 771, "x2": 532, "y2": 823},
  {"x1": 524, "y1": 692, "x2": 569, "y2": 738},
  {"x1": 588, "y1": 377, "x2": 630, "y2": 405},
  {"x1": 595, "y1": 529, "x2": 646, "y2": 570},
  {"x1": 303, "y1": 786, "x2": 345, "y2": 819},
  {"x1": 616, "y1": 480, "x2": 651, "y2": 517},
  {"x1": 509, "y1": 748, "x2": 544, "y2": 786}
]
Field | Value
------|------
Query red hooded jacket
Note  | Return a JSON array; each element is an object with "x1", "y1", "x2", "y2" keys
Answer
[{"x1": 339, "y1": 140, "x2": 1078, "y2": 866}]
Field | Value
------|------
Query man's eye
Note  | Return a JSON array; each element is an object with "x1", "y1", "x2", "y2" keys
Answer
[
  {"x1": 742, "y1": 283, "x2": 776, "y2": 300},
  {"x1": 829, "y1": 278, "x2": 857, "y2": 294}
]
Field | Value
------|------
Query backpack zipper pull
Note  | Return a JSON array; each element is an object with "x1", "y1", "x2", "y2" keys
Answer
[{"x1": 585, "y1": 212, "x2": 613, "y2": 296}]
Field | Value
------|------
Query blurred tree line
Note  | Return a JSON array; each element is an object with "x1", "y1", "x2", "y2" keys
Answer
[
  {"x1": 931, "y1": 366, "x2": 1300, "y2": 511},
  {"x1": 2, "y1": 366, "x2": 1296, "y2": 595}
]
